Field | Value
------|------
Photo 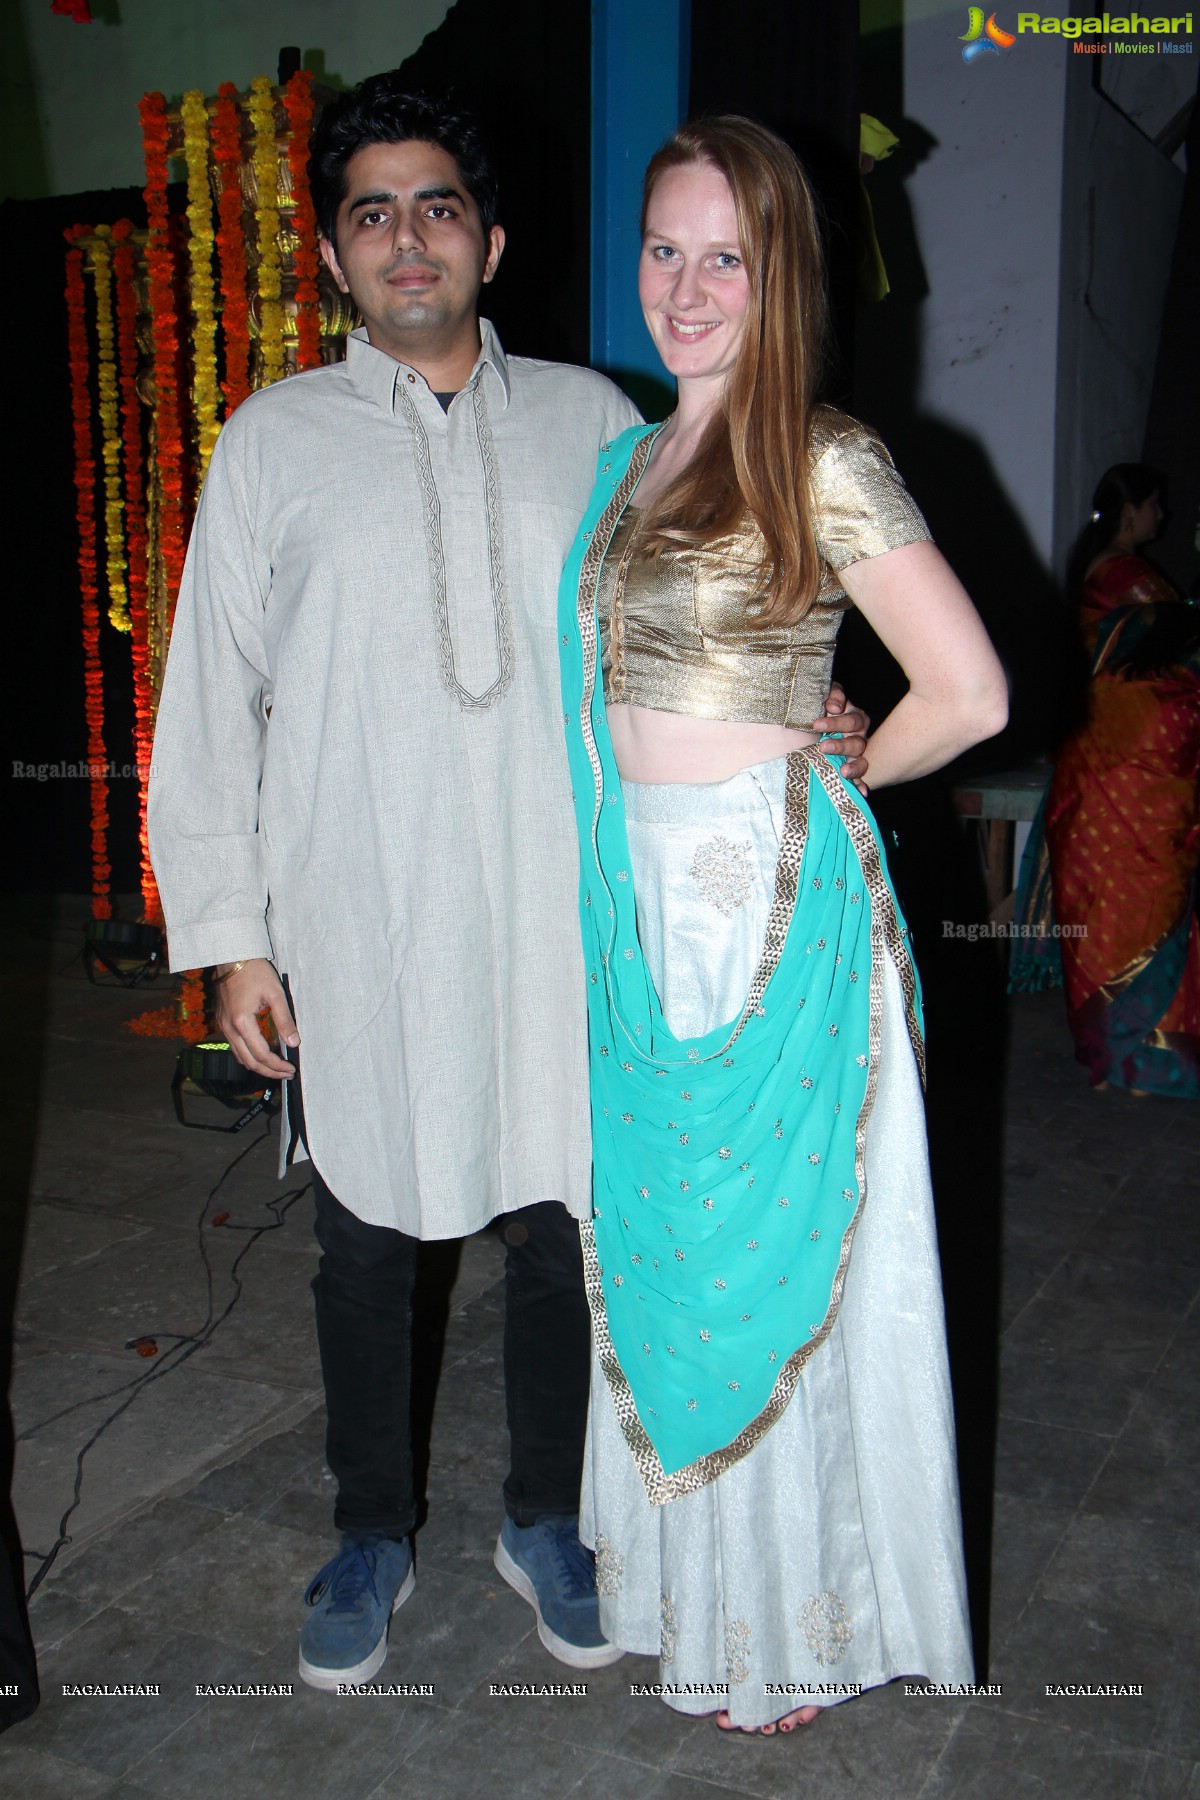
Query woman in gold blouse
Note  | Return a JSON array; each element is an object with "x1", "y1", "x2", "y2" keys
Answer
[{"x1": 557, "y1": 119, "x2": 1008, "y2": 1734}]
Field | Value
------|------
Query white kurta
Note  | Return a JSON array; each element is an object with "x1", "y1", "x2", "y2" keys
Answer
[{"x1": 148, "y1": 323, "x2": 639, "y2": 1236}]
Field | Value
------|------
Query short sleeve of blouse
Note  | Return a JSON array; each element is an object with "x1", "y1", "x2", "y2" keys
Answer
[{"x1": 810, "y1": 423, "x2": 931, "y2": 573}]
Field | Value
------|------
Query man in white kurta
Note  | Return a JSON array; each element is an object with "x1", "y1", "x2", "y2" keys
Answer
[
  {"x1": 152, "y1": 320, "x2": 634, "y2": 1236},
  {"x1": 149, "y1": 81, "x2": 638, "y2": 1692}
]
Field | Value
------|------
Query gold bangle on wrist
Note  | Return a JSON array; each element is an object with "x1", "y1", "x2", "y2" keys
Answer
[{"x1": 212, "y1": 960, "x2": 247, "y2": 985}]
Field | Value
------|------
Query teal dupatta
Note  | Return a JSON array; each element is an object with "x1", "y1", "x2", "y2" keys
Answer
[{"x1": 558, "y1": 424, "x2": 924, "y2": 1504}]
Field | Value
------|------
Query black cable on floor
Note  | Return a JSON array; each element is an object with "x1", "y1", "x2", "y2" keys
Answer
[
  {"x1": 17, "y1": 1123, "x2": 270, "y2": 1443},
  {"x1": 22, "y1": 1123, "x2": 311, "y2": 1600}
]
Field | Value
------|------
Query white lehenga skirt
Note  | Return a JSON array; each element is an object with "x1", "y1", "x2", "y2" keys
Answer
[{"x1": 579, "y1": 757, "x2": 974, "y2": 1727}]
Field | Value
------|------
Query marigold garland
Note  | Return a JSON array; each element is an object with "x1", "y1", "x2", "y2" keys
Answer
[
  {"x1": 248, "y1": 77, "x2": 285, "y2": 386},
  {"x1": 114, "y1": 77, "x2": 348, "y2": 1040},
  {"x1": 136, "y1": 93, "x2": 206, "y2": 1037},
  {"x1": 112, "y1": 220, "x2": 161, "y2": 926},
  {"x1": 212, "y1": 83, "x2": 251, "y2": 413},
  {"x1": 139, "y1": 91, "x2": 187, "y2": 627},
  {"x1": 179, "y1": 972, "x2": 208, "y2": 1034},
  {"x1": 126, "y1": 969, "x2": 208, "y2": 1040},
  {"x1": 283, "y1": 69, "x2": 321, "y2": 371},
  {"x1": 181, "y1": 89, "x2": 221, "y2": 477},
  {"x1": 83, "y1": 226, "x2": 131, "y2": 637},
  {"x1": 64, "y1": 230, "x2": 112, "y2": 920}
]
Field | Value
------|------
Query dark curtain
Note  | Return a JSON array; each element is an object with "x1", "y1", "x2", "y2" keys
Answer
[
  {"x1": 689, "y1": 0, "x2": 861, "y2": 398},
  {"x1": 1142, "y1": 79, "x2": 1200, "y2": 597},
  {"x1": 399, "y1": 0, "x2": 592, "y2": 365}
]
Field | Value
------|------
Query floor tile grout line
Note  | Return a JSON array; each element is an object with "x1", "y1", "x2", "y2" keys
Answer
[
  {"x1": 113, "y1": 1691, "x2": 243, "y2": 1793},
  {"x1": 912, "y1": 1700, "x2": 981, "y2": 1800},
  {"x1": 986, "y1": 1696, "x2": 1164, "y2": 1749},
  {"x1": 21, "y1": 1389, "x2": 326, "y2": 1587},
  {"x1": 988, "y1": 1500, "x2": 1082, "y2": 1657},
  {"x1": 347, "y1": 1697, "x2": 459, "y2": 1799},
  {"x1": 994, "y1": 1408, "x2": 1114, "y2": 1443},
  {"x1": 1062, "y1": 1300, "x2": 1200, "y2": 1539},
  {"x1": 914, "y1": 1700, "x2": 1170, "y2": 1795},
  {"x1": 995, "y1": 1347, "x2": 1177, "y2": 1439},
  {"x1": 384, "y1": 1697, "x2": 618, "y2": 1790},
  {"x1": 998, "y1": 1250, "x2": 1069, "y2": 1338},
  {"x1": 995, "y1": 1353, "x2": 1176, "y2": 1628}
]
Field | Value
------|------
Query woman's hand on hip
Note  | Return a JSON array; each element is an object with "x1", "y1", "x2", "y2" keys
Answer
[{"x1": 814, "y1": 681, "x2": 871, "y2": 793}]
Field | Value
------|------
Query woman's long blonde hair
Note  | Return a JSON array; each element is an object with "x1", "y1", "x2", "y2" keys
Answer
[{"x1": 637, "y1": 117, "x2": 829, "y2": 624}]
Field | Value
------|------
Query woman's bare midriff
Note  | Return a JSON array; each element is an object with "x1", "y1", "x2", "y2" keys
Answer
[{"x1": 607, "y1": 703, "x2": 820, "y2": 784}]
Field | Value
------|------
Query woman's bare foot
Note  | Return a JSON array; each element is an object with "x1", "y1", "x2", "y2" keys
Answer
[{"x1": 715, "y1": 1704, "x2": 821, "y2": 1735}]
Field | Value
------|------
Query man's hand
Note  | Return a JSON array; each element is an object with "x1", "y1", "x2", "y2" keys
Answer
[
  {"x1": 212, "y1": 958, "x2": 299, "y2": 1081},
  {"x1": 814, "y1": 680, "x2": 871, "y2": 794}
]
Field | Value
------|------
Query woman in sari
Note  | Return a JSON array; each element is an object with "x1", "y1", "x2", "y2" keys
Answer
[
  {"x1": 1011, "y1": 465, "x2": 1181, "y2": 999},
  {"x1": 1072, "y1": 463, "x2": 1174, "y2": 654},
  {"x1": 557, "y1": 118, "x2": 1008, "y2": 1734},
  {"x1": 1044, "y1": 475, "x2": 1200, "y2": 1095}
]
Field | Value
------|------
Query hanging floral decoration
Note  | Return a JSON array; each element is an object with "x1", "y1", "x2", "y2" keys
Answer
[
  {"x1": 211, "y1": 83, "x2": 252, "y2": 414},
  {"x1": 139, "y1": 90, "x2": 188, "y2": 631},
  {"x1": 112, "y1": 219, "x2": 160, "y2": 926},
  {"x1": 71, "y1": 75, "x2": 342, "y2": 1037},
  {"x1": 283, "y1": 69, "x2": 321, "y2": 371},
  {"x1": 51, "y1": 0, "x2": 93, "y2": 19},
  {"x1": 64, "y1": 229, "x2": 113, "y2": 920},
  {"x1": 126, "y1": 969, "x2": 209, "y2": 1040},
  {"x1": 248, "y1": 76, "x2": 285, "y2": 386},
  {"x1": 178, "y1": 972, "x2": 208, "y2": 1035},
  {"x1": 181, "y1": 89, "x2": 221, "y2": 478},
  {"x1": 83, "y1": 226, "x2": 131, "y2": 636}
]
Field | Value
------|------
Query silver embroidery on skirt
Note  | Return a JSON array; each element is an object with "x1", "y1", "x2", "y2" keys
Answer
[
  {"x1": 689, "y1": 834, "x2": 756, "y2": 917},
  {"x1": 595, "y1": 1534, "x2": 623, "y2": 1598},
  {"x1": 800, "y1": 1592, "x2": 853, "y2": 1666},
  {"x1": 660, "y1": 1593, "x2": 678, "y2": 1663},
  {"x1": 724, "y1": 1618, "x2": 752, "y2": 1685},
  {"x1": 622, "y1": 762, "x2": 786, "y2": 1045}
]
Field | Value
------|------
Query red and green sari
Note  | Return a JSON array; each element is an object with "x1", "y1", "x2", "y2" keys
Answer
[
  {"x1": 1044, "y1": 567, "x2": 1200, "y2": 1098},
  {"x1": 1079, "y1": 552, "x2": 1176, "y2": 652}
]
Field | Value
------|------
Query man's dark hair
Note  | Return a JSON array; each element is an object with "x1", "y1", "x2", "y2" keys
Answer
[{"x1": 309, "y1": 76, "x2": 500, "y2": 247}]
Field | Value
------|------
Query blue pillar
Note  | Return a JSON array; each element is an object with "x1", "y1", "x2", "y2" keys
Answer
[{"x1": 590, "y1": 0, "x2": 690, "y2": 408}]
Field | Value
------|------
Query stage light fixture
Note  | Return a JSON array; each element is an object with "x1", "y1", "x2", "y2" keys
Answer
[
  {"x1": 84, "y1": 917, "x2": 164, "y2": 987},
  {"x1": 172, "y1": 1039, "x2": 279, "y2": 1133}
]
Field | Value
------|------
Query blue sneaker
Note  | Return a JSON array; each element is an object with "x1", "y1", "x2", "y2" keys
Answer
[
  {"x1": 298, "y1": 1536, "x2": 415, "y2": 1691},
  {"x1": 494, "y1": 1515, "x2": 623, "y2": 1670}
]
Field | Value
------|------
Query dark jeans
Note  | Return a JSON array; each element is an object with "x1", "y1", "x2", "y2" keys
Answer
[{"x1": 310, "y1": 1168, "x2": 591, "y2": 1541}]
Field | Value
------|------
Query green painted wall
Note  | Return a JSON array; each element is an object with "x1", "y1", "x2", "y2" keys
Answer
[{"x1": 1, "y1": 0, "x2": 452, "y2": 200}]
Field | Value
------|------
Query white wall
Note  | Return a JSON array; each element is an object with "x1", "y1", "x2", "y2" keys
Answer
[
  {"x1": 1053, "y1": 68, "x2": 1185, "y2": 570},
  {"x1": 3, "y1": 0, "x2": 451, "y2": 199},
  {"x1": 888, "y1": 9, "x2": 1071, "y2": 562},
  {"x1": 857, "y1": 6, "x2": 1184, "y2": 574}
]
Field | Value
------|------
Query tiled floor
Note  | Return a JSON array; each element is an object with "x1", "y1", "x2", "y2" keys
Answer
[{"x1": 2, "y1": 893, "x2": 1197, "y2": 1798}]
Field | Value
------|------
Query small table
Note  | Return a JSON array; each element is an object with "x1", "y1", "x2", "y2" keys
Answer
[{"x1": 951, "y1": 764, "x2": 1051, "y2": 918}]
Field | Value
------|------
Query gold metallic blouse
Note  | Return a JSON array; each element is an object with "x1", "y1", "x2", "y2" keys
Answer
[{"x1": 597, "y1": 407, "x2": 930, "y2": 730}]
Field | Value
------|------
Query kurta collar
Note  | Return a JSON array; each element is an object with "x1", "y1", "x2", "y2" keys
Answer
[
  {"x1": 475, "y1": 319, "x2": 511, "y2": 406},
  {"x1": 343, "y1": 319, "x2": 511, "y2": 413}
]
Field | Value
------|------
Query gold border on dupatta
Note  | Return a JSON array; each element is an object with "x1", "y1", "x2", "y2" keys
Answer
[{"x1": 574, "y1": 429, "x2": 662, "y2": 894}]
